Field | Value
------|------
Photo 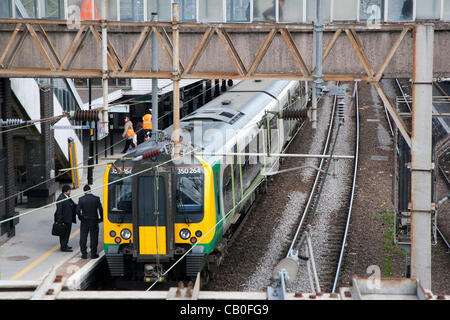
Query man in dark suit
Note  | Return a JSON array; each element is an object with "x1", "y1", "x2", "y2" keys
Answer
[
  {"x1": 54, "y1": 185, "x2": 77, "y2": 252},
  {"x1": 76, "y1": 185, "x2": 103, "y2": 259}
]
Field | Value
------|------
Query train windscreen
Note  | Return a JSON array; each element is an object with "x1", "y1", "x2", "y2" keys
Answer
[
  {"x1": 109, "y1": 176, "x2": 133, "y2": 223},
  {"x1": 175, "y1": 165, "x2": 204, "y2": 223}
]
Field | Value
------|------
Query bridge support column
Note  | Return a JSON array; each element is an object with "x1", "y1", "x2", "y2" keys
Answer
[{"x1": 411, "y1": 24, "x2": 434, "y2": 290}]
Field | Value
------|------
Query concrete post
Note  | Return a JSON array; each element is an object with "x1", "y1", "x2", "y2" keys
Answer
[{"x1": 411, "y1": 24, "x2": 434, "y2": 290}]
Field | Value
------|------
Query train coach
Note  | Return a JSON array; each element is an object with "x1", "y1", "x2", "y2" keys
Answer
[{"x1": 102, "y1": 79, "x2": 307, "y2": 285}]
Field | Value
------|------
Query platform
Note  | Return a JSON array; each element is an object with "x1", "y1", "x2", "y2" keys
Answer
[{"x1": 0, "y1": 144, "x2": 122, "y2": 285}]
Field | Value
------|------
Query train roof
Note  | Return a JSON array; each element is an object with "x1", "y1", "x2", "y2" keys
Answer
[{"x1": 126, "y1": 79, "x2": 295, "y2": 162}]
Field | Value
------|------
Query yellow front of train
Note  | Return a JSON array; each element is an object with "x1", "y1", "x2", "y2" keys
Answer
[{"x1": 102, "y1": 155, "x2": 220, "y2": 282}]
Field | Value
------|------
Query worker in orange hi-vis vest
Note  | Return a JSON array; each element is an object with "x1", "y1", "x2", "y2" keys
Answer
[
  {"x1": 121, "y1": 115, "x2": 136, "y2": 154},
  {"x1": 142, "y1": 109, "x2": 153, "y2": 141},
  {"x1": 80, "y1": 0, "x2": 100, "y2": 20}
]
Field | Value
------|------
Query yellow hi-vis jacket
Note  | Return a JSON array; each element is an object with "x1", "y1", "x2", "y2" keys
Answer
[{"x1": 143, "y1": 113, "x2": 152, "y2": 130}]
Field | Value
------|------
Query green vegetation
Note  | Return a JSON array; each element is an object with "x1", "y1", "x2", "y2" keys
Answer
[{"x1": 374, "y1": 202, "x2": 407, "y2": 277}]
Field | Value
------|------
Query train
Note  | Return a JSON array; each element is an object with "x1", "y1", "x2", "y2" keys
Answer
[{"x1": 102, "y1": 79, "x2": 308, "y2": 284}]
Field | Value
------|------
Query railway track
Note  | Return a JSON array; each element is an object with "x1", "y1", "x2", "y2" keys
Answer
[
  {"x1": 394, "y1": 78, "x2": 450, "y2": 251},
  {"x1": 283, "y1": 81, "x2": 360, "y2": 293}
]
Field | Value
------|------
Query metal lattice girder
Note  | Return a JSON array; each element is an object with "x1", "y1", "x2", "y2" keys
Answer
[{"x1": 1, "y1": 18, "x2": 448, "y2": 81}]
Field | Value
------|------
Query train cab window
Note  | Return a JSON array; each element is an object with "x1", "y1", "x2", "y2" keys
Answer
[
  {"x1": 177, "y1": 175, "x2": 203, "y2": 213},
  {"x1": 109, "y1": 177, "x2": 132, "y2": 223}
]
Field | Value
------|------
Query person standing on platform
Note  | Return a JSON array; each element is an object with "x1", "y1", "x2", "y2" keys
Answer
[
  {"x1": 76, "y1": 185, "x2": 103, "y2": 259},
  {"x1": 54, "y1": 185, "x2": 77, "y2": 252},
  {"x1": 142, "y1": 109, "x2": 153, "y2": 141},
  {"x1": 121, "y1": 115, "x2": 136, "y2": 153}
]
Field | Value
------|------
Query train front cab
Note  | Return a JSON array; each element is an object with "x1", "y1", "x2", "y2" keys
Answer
[{"x1": 104, "y1": 157, "x2": 218, "y2": 283}]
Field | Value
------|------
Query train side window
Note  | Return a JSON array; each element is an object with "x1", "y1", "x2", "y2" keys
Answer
[
  {"x1": 269, "y1": 115, "x2": 279, "y2": 153},
  {"x1": 222, "y1": 165, "x2": 234, "y2": 215},
  {"x1": 233, "y1": 145, "x2": 242, "y2": 205},
  {"x1": 241, "y1": 134, "x2": 263, "y2": 192}
]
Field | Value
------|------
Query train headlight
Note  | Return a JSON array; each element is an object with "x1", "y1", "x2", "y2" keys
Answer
[
  {"x1": 120, "y1": 228, "x2": 132, "y2": 240},
  {"x1": 179, "y1": 228, "x2": 191, "y2": 240}
]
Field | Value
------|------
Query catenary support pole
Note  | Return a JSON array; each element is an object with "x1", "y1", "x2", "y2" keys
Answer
[
  {"x1": 411, "y1": 24, "x2": 434, "y2": 290},
  {"x1": 101, "y1": 0, "x2": 109, "y2": 136},
  {"x1": 152, "y1": 12, "x2": 159, "y2": 139},
  {"x1": 311, "y1": 0, "x2": 323, "y2": 129},
  {"x1": 172, "y1": 3, "x2": 181, "y2": 157}
]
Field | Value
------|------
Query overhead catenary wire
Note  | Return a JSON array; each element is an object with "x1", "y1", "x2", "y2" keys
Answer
[
  {"x1": 0, "y1": 126, "x2": 145, "y2": 207},
  {"x1": 145, "y1": 175, "x2": 267, "y2": 292},
  {"x1": 0, "y1": 145, "x2": 194, "y2": 227},
  {"x1": 0, "y1": 80, "x2": 306, "y2": 211},
  {"x1": 0, "y1": 79, "x2": 234, "y2": 205},
  {"x1": 145, "y1": 85, "x2": 310, "y2": 291},
  {"x1": 1, "y1": 80, "x2": 307, "y2": 285}
]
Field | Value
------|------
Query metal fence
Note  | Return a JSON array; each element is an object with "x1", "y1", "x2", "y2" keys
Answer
[{"x1": 2, "y1": 0, "x2": 450, "y2": 23}]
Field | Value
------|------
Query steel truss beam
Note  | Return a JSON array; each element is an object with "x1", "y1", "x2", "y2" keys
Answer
[
  {"x1": 0, "y1": 18, "x2": 428, "y2": 144},
  {"x1": 0, "y1": 19, "x2": 416, "y2": 81}
]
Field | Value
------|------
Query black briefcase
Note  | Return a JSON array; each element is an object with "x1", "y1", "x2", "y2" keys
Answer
[{"x1": 51, "y1": 222, "x2": 66, "y2": 236}]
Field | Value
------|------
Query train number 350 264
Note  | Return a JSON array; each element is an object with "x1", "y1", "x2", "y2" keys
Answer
[{"x1": 177, "y1": 167, "x2": 202, "y2": 175}]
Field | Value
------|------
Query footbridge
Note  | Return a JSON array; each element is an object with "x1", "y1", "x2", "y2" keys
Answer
[{"x1": 0, "y1": 0, "x2": 448, "y2": 294}]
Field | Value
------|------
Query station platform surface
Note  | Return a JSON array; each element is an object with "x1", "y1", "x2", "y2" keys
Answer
[{"x1": 0, "y1": 149, "x2": 119, "y2": 284}]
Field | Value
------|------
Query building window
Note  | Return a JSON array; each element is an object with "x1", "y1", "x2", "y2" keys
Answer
[
  {"x1": 305, "y1": 0, "x2": 331, "y2": 22},
  {"x1": 16, "y1": 0, "x2": 38, "y2": 18},
  {"x1": 147, "y1": 0, "x2": 172, "y2": 21},
  {"x1": 359, "y1": 0, "x2": 384, "y2": 22},
  {"x1": 253, "y1": 0, "x2": 276, "y2": 22},
  {"x1": 0, "y1": 0, "x2": 12, "y2": 18},
  {"x1": 387, "y1": 0, "x2": 413, "y2": 21},
  {"x1": 444, "y1": 0, "x2": 450, "y2": 21},
  {"x1": 416, "y1": 0, "x2": 440, "y2": 20},
  {"x1": 227, "y1": 0, "x2": 250, "y2": 22},
  {"x1": 333, "y1": 0, "x2": 358, "y2": 21},
  {"x1": 44, "y1": 0, "x2": 64, "y2": 19},
  {"x1": 175, "y1": 0, "x2": 196, "y2": 21},
  {"x1": 280, "y1": 0, "x2": 303, "y2": 22},
  {"x1": 120, "y1": 0, "x2": 144, "y2": 21},
  {"x1": 199, "y1": 0, "x2": 223, "y2": 22}
]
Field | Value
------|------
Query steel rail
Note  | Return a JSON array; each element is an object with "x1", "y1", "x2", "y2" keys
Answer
[
  {"x1": 286, "y1": 82, "x2": 339, "y2": 258},
  {"x1": 332, "y1": 81, "x2": 360, "y2": 293}
]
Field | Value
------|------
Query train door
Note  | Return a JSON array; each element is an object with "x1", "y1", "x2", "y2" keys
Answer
[{"x1": 133, "y1": 167, "x2": 174, "y2": 259}]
